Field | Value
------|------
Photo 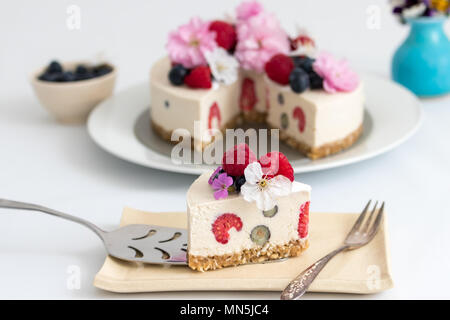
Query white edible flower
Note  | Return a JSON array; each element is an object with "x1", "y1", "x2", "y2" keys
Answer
[
  {"x1": 402, "y1": 3, "x2": 427, "y2": 19},
  {"x1": 240, "y1": 162, "x2": 292, "y2": 211},
  {"x1": 205, "y1": 48, "x2": 239, "y2": 85}
]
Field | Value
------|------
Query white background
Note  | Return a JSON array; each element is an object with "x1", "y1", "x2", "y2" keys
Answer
[{"x1": 0, "y1": 0, "x2": 449, "y2": 299}]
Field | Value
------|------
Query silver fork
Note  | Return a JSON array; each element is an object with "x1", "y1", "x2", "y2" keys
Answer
[{"x1": 280, "y1": 200, "x2": 385, "y2": 300}]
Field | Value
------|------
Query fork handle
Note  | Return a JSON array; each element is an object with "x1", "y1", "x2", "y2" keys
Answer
[
  {"x1": 0, "y1": 198, "x2": 105, "y2": 239},
  {"x1": 280, "y1": 245, "x2": 349, "y2": 300}
]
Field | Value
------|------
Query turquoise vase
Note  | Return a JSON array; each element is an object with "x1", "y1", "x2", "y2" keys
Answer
[{"x1": 392, "y1": 17, "x2": 450, "y2": 97}]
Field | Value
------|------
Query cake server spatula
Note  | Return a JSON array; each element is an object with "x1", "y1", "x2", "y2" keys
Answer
[{"x1": 0, "y1": 199, "x2": 188, "y2": 265}]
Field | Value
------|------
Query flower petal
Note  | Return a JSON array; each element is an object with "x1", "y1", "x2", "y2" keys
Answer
[
  {"x1": 240, "y1": 182, "x2": 260, "y2": 203},
  {"x1": 235, "y1": 11, "x2": 290, "y2": 72},
  {"x1": 205, "y1": 48, "x2": 240, "y2": 85},
  {"x1": 256, "y1": 190, "x2": 276, "y2": 211},
  {"x1": 214, "y1": 189, "x2": 229, "y2": 200},
  {"x1": 244, "y1": 162, "x2": 263, "y2": 185},
  {"x1": 312, "y1": 52, "x2": 359, "y2": 93},
  {"x1": 223, "y1": 175, "x2": 234, "y2": 188},
  {"x1": 211, "y1": 177, "x2": 223, "y2": 190},
  {"x1": 268, "y1": 175, "x2": 292, "y2": 198},
  {"x1": 208, "y1": 166, "x2": 222, "y2": 185},
  {"x1": 166, "y1": 17, "x2": 217, "y2": 68}
]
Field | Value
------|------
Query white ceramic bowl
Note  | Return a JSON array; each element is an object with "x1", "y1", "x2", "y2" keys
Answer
[{"x1": 30, "y1": 61, "x2": 117, "y2": 124}]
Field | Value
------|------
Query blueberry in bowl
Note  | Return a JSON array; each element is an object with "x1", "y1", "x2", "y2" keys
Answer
[
  {"x1": 31, "y1": 60, "x2": 116, "y2": 124},
  {"x1": 38, "y1": 61, "x2": 113, "y2": 83}
]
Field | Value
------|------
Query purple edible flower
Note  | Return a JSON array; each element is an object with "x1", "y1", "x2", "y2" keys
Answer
[
  {"x1": 212, "y1": 173, "x2": 233, "y2": 200},
  {"x1": 208, "y1": 166, "x2": 223, "y2": 185}
]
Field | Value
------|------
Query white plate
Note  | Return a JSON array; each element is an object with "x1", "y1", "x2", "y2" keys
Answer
[{"x1": 87, "y1": 75, "x2": 423, "y2": 175}]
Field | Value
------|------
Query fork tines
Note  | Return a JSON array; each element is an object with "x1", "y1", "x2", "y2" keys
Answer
[{"x1": 351, "y1": 200, "x2": 385, "y2": 236}]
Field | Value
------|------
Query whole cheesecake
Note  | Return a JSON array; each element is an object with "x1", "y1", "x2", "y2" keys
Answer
[
  {"x1": 150, "y1": 1, "x2": 364, "y2": 159},
  {"x1": 186, "y1": 144, "x2": 311, "y2": 272},
  {"x1": 151, "y1": 58, "x2": 364, "y2": 159}
]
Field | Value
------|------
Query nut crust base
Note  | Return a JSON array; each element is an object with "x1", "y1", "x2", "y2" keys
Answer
[
  {"x1": 150, "y1": 111, "x2": 257, "y2": 151},
  {"x1": 279, "y1": 124, "x2": 363, "y2": 160},
  {"x1": 188, "y1": 239, "x2": 309, "y2": 272}
]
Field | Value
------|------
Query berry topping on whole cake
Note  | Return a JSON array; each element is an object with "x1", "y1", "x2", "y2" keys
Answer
[
  {"x1": 164, "y1": 1, "x2": 348, "y2": 93},
  {"x1": 289, "y1": 67, "x2": 310, "y2": 93},
  {"x1": 184, "y1": 66, "x2": 212, "y2": 89},
  {"x1": 265, "y1": 54, "x2": 294, "y2": 85},
  {"x1": 168, "y1": 64, "x2": 189, "y2": 86},
  {"x1": 208, "y1": 20, "x2": 238, "y2": 51},
  {"x1": 163, "y1": 1, "x2": 359, "y2": 94},
  {"x1": 263, "y1": 52, "x2": 359, "y2": 94}
]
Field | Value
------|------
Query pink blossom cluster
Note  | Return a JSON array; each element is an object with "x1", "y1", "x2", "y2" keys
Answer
[
  {"x1": 234, "y1": 1, "x2": 290, "y2": 72},
  {"x1": 166, "y1": 17, "x2": 217, "y2": 68},
  {"x1": 313, "y1": 52, "x2": 360, "y2": 93}
]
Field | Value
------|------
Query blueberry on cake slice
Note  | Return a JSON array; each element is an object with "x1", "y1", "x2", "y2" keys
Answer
[
  {"x1": 150, "y1": 1, "x2": 364, "y2": 159},
  {"x1": 187, "y1": 144, "x2": 311, "y2": 272}
]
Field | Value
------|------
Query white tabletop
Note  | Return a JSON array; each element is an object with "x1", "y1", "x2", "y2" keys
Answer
[{"x1": 1, "y1": 0, "x2": 449, "y2": 299}]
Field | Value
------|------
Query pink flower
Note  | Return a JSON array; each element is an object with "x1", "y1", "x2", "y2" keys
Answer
[
  {"x1": 166, "y1": 17, "x2": 217, "y2": 68},
  {"x1": 208, "y1": 166, "x2": 223, "y2": 185},
  {"x1": 212, "y1": 173, "x2": 233, "y2": 200},
  {"x1": 313, "y1": 52, "x2": 360, "y2": 93},
  {"x1": 235, "y1": 13, "x2": 290, "y2": 72},
  {"x1": 236, "y1": 1, "x2": 264, "y2": 21}
]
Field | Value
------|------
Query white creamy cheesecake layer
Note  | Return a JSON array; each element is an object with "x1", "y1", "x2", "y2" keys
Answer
[
  {"x1": 265, "y1": 79, "x2": 365, "y2": 148},
  {"x1": 187, "y1": 171, "x2": 311, "y2": 258},
  {"x1": 150, "y1": 57, "x2": 241, "y2": 149}
]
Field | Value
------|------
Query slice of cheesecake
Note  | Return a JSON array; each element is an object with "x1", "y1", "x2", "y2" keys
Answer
[{"x1": 186, "y1": 146, "x2": 311, "y2": 272}]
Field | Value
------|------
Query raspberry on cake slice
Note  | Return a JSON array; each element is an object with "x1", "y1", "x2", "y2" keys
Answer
[{"x1": 187, "y1": 144, "x2": 311, "y2": 272}]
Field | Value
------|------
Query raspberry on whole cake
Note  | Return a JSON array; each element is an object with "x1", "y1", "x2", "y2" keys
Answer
[
  {"x1": 187, "y1": 144, "x2": 311, "y2": 272},
  {"x1": 150, "y1": 1, "x2": 364, "y2": 160}
]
